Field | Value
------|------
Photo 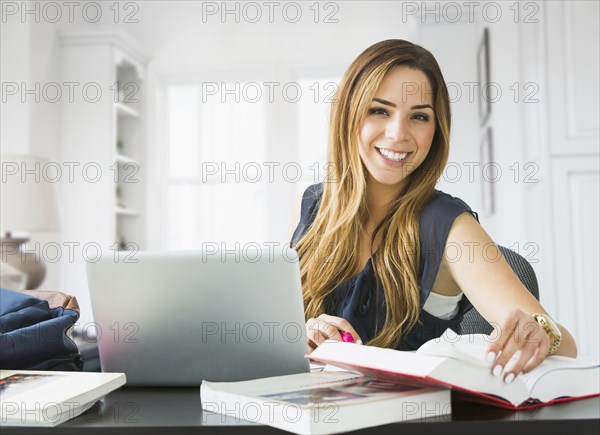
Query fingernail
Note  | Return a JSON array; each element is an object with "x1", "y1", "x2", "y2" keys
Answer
[
  {"x1": 493, "y1": 365, "x2": 503, "y2": 377},
  {"x1": 504, "y1": 373, "x2": 515, "y2": 384},
  {"x1": 486, "y1": 351, "x2": 496, "y2": 362}
]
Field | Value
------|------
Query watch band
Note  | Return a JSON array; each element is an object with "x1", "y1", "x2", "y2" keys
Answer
[{"x1": 533, "y1": 314, "x2": 562, "y2": 355}]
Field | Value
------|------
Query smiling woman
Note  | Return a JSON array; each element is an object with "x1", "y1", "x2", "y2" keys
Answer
[{"x1": 290, "y1": 39, "x2": 577, "y2": 384}]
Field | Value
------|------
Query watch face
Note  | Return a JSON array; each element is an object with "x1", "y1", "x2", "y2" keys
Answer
[{"x1": 543, "y1": 315, "x2": 562, "y2": 338}]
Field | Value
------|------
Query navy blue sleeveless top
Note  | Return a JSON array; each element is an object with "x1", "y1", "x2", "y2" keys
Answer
[{"x1": 291, "y1": 183, "x2": 479, "y2": 350}]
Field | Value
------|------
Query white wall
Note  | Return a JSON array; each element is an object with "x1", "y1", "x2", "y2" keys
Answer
[
  {"x1": 1, "y1": 18, "x2": 31, "y2": 153},
  {"x1": 1, "y1": 17, "x2": 62, "y2": 291},
  {"x1": 418, "y1": 4, "x2": 530, "y2": 249},
  {"x1": 478, "y1": 6, "x2": 528, "y2": 249},
  {"x1": 420, "y1": 23, "x2": 480, "y2": 217},
  {"x1": 131, "y1": 1, "x2": 419, "y2": 69}
]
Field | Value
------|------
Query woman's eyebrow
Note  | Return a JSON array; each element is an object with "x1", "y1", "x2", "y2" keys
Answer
[
  {"x1": 372, "y1": 97, "x2": 396, "y2": 107},
  {"x1": 372, "y1": 98, "x2": 433, "y2": 111},
  {"x1": 412, "y1": 104, "x2": 434, "y2": 111}
]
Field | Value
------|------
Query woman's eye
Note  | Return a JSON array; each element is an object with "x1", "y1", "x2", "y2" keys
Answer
[
  {"x1": 368, "y1": 107, "x2": 388, "y2": 116},
  {"x1": 412, "y1": 113, "x2": 430, "y2": 121}
]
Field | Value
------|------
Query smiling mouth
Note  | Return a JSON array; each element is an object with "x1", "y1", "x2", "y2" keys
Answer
[{"x1": 376, "y1": 147, "x2": 411, "y2": 162}]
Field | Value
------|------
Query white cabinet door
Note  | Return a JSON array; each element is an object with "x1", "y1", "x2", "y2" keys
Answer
[
  {"x1": 544, "y1": 1, "x2": 600, "y2": 354},
  {"x1": 551, "y1": 157, "x2": 599, "y2": 355}
]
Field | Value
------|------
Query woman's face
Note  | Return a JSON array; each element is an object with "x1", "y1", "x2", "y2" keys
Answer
[{"x1": 358, "y1": 66, "x2": 436, "y2": 190}]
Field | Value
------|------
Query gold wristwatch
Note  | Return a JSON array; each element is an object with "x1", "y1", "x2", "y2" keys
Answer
[{"x1": 532, "y1": 313, "x2": 562, "y2": 355}]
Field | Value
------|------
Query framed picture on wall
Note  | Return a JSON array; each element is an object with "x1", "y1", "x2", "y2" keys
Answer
[
  {"x1": 477, "y1": 27, "x2": 491, "y2": 126},
  {"x1": 480, "y1": 127, "x2": 495, "y2": 215}
]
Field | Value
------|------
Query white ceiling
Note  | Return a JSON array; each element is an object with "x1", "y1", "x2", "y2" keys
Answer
[{"x1": 54, "y1": 1, "x2": 420, "y2": 69}]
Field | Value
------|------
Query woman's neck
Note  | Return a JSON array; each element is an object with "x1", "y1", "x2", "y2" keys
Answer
[{"x1": 364, "y1": 177, "x2": 405, "y2": 227}]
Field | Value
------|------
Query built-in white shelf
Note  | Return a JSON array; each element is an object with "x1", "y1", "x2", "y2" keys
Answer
[
  {"x1": 115, "y1": 153, "x2": 140, "y2": 165},
  {"x1": 116, "y1": 102, "x2": 141, "y2": 118},
  {"x1": 59, "y1": 29, "x2": 148, "y2": 332},
  {"x1": 116, "y1": 206, "x2": 139, "y2": 217}
]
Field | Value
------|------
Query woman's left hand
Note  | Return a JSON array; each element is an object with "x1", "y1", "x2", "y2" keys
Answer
[{"x1": 485, "y1": 308, "x2": 551, "y2": 383}]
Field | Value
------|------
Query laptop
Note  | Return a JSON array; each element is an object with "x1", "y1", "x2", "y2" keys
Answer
[{"x1": 86, "y1": 248, "x2": 310, "y2": 386}]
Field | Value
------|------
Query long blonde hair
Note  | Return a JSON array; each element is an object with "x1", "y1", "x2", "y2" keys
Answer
[{"x1": 295, "y1": 40, "x2": 451, "y2": 348}]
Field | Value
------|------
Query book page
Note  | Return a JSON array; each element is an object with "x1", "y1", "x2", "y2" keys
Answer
[
  {"x1": 203, "y1": 371, "x2": 365, "y2": 396},
  {"x1": 428, "y1": 332, "x2": 600, "y2": 395},
  {"x1": 417, "y1": 329, "x2": 537, "y2": 371},
  {"x1": 416, "y1": 329, "x2": 491, "y2": 367},
  {"x1": 416, "y1": 330, "x2": 599, "y2": 402},
  {"x1": 518, "y1": 356, "x2": 600, "y2": 392},
  {"x1": 259, "y1": 377, "x2": 426, "y2": 407},
  {"x1": 310, "y1": 341, "x2": 446, "y2": 376}
]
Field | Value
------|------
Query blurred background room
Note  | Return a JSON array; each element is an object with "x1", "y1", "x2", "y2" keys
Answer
[{"x1": 1, "y1": 1, "x2": 598, "y2": 355}]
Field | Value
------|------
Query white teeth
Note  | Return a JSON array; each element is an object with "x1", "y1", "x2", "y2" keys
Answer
[{"x1": 378, "y1": 148, "x2": 408, "y2": 162}]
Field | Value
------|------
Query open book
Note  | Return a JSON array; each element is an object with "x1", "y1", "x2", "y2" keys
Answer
[
  {"x1": 0, "y1": 370, "x2": 126, "y2": 426},
  {"x1": 308, "y1": 330, "x2": 600, "y2": 410},
  {"x1": 201, "y1": 371, "x2": 450, "y2": 434}
]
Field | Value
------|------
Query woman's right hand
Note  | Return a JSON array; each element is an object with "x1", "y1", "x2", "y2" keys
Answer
[{"x1": 305, "y1": 314, "x2": 362, "y2": 354}]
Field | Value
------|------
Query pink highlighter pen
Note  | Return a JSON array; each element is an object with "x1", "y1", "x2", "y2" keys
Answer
[{"x1": 339, "y1": 331, "x2": 355, "y2": 343}]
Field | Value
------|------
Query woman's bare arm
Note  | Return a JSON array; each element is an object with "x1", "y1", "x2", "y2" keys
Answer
[{"x1": 443, "y1": 212, "x2": 576, "y2": 377}]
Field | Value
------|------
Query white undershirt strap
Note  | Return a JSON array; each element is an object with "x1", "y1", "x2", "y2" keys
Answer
[{"x1": 422, "y1": 292, "x2": 464, "y2": 320}]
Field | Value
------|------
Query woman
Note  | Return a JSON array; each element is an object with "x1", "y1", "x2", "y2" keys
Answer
[{"x1": 290, "y1": 39, "x2": 576, "y2": 383}]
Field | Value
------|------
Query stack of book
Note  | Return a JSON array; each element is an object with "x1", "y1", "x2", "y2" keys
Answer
[{"x1": 201, "y1": 331, "x2": 599, "y2": 434}]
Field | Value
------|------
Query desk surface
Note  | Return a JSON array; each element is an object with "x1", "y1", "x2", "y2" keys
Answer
[{"x1": 3, "y1": 388, "x2": 599, "y2": 435}]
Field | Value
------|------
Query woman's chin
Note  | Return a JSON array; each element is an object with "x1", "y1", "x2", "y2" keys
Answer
[{"x1": 368, "y1": 173, "x2": 408, "y2": 189}]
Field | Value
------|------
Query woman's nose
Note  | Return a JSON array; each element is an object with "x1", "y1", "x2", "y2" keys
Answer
[{"x1": 385, "y1": 116, "x2": 409, "y2": 142}]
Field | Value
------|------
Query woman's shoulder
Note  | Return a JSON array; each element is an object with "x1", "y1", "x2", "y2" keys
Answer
[
  {"x1": 291, "y1": 183, "x2": 324, "y2": 245},
  {"x1": 302, "y1": 183, "x2": 324, "y2": 200},
  {"x1": 302, "y1": 182, "x2": 324, "y2": 199},
  {"x1": 299, "y1": 183, "x2": 324, "y2": 212},
  {"x1": 421, "y1": 190, "x2": 479, "y2": 223}
]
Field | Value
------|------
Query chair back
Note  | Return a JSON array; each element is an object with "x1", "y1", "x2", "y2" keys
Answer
[{"x1": 459, "y1": 245, "x2": 539, "y2": 335}]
